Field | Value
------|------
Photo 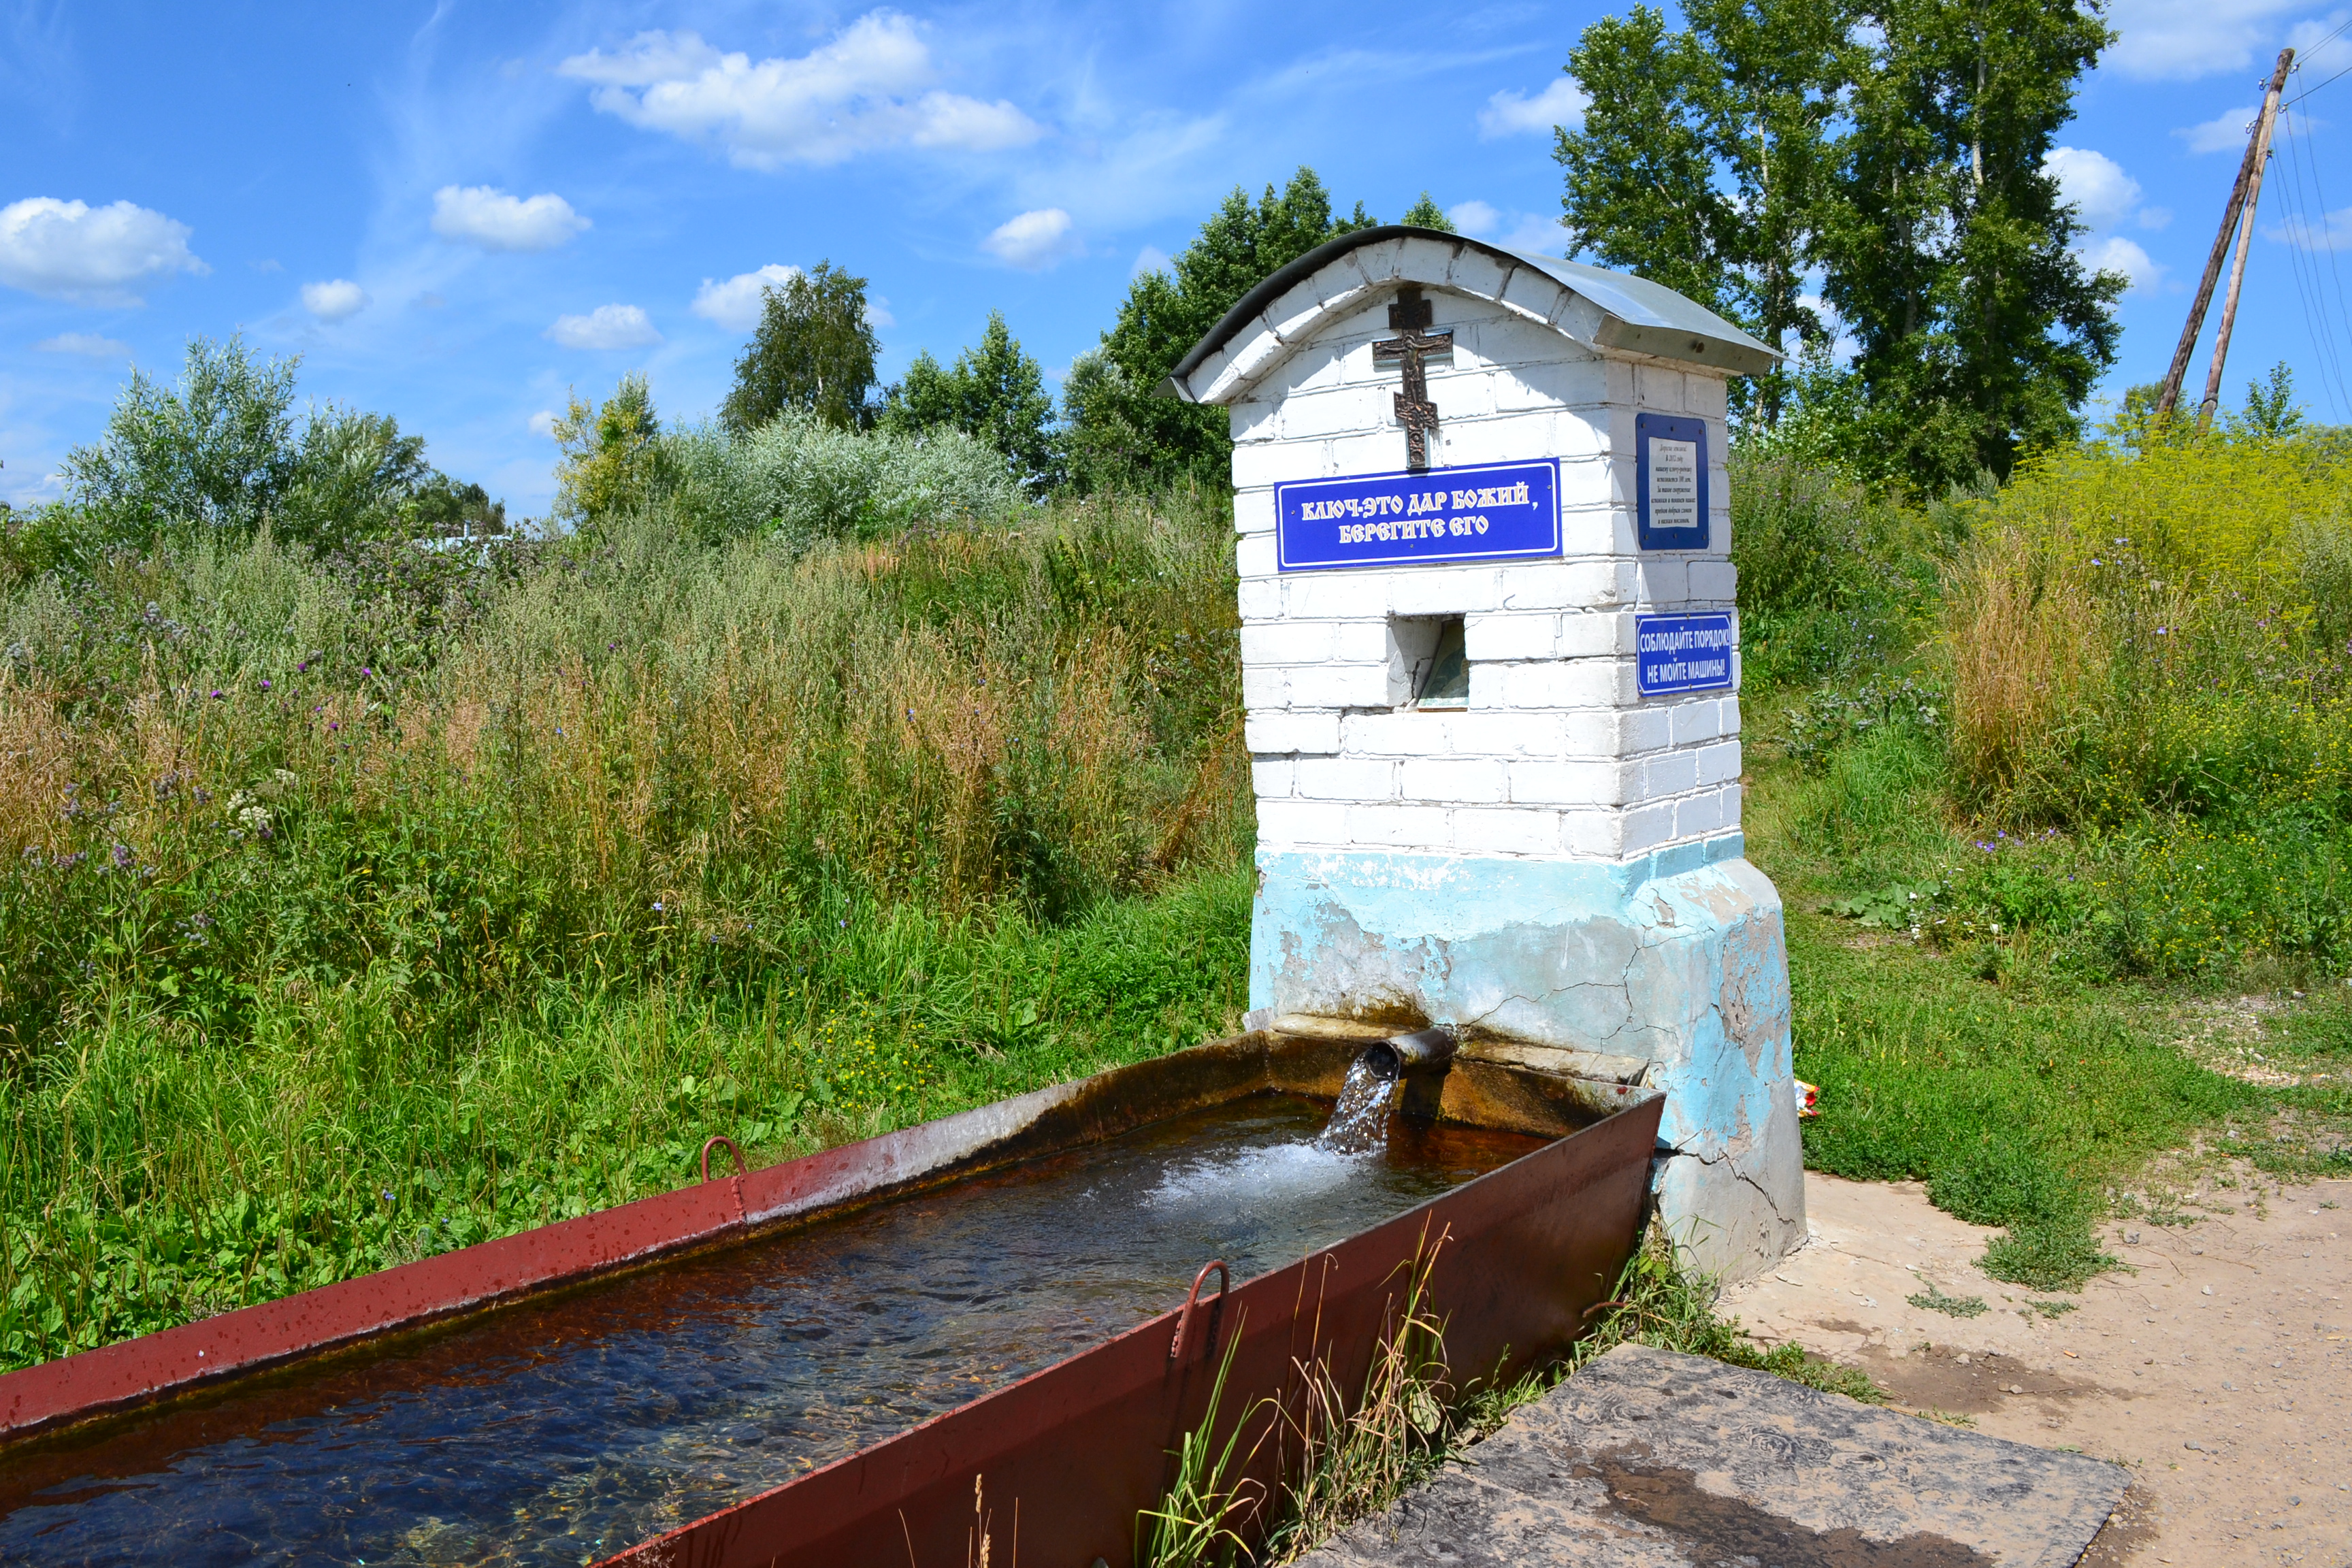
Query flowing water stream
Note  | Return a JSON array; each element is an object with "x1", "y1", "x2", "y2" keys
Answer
[{"x1": 0, "y1": 1089, "x2": 1545, "y2": 1567}]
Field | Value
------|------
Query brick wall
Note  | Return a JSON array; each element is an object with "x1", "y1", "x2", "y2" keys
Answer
[{"x1": 1234, "y1": 288, "x2": 1741, "y2": 864}]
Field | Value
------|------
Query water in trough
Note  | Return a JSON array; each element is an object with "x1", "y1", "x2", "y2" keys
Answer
[{"x1": 0, "y1": 1090, "x2": 1545, "y2": 1566}]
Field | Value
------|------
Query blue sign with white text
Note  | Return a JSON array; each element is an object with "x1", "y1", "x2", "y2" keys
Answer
[
  {"x1": 1275, "y1": 459, "x2": 1561, "y2": 572},
  {"x1": 1636, "y1": 612, "x2": 1736, "y2": 696}
]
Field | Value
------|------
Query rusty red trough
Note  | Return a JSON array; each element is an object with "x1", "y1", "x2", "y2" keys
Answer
[{"x1": 0, "y1": 1032, "x2": 1661, "y2": 1565}]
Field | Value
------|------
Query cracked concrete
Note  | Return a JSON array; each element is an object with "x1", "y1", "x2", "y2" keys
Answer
[{"x1": 1249, "y1": 849, "x2": 1806, "y2": 1279}]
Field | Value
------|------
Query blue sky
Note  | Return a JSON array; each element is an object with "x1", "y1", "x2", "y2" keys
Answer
[{"x1": 5, "y1": 0, "x2": 2351, "y2": 516}]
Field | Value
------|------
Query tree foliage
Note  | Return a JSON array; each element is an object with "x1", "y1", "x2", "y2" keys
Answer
[
  {"x1": 721, "y1": 261, "x2": 882, "y2": 433},
  {"x1": 56, "y1": 333, "x2": 501, "y2": 556},
  {"x1": 1401, "y1": 192, "x2": 1454, "y2": 231},
  {"x1": 1068, "y1": 168, "x2": 1378, "y2": 491},
  {"x1": 553, "y1": 372, "x2": 666, "y2": 527},
  {"x1": 1558, "y1": 0, "x2": 2121, "y2": 491},
  {"x1": 879, "y1": 310, "x2": 1058, "y2": 495}
]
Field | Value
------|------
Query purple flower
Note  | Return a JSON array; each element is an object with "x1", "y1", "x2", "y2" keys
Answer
[
  {"x1": 111, "y1": 843, "x2": 133, "y2": 868},
  {"x1": 259, "y1": 679, "x2": 271, "y2": 690},
  {"x1": 210, "y1": 689, "x2": 225, "y2": 700}
]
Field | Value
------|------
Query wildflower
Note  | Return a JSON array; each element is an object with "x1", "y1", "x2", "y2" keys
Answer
[
  {"x1": 111, "y1": 843, "x2": 133, "y2": 868},
  {"x1": 362, "y1": 666, "x2": 373, "y2": 677},
  {"x1": 210, "y1": 689, "x2": 225, "y2": 700},
  {"x1": 652, "y1": 900, "x2": 664, "y2": 912},
  {"x1": 259, "y1": 679, "x2": 271, "y2": 690}
]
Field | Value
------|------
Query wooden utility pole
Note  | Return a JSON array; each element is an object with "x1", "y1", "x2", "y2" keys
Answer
[
  {"x1": 2155, "y1": 46, "x2": 2296, "y2": 424},
  {"x1": 2200, "y1": 48, "x2": 2295, "y2": 427}
]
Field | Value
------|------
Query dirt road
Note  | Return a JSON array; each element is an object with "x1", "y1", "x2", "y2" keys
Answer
[{"x1": 1717, "y1": 1171, "x2": 2352, "y2": 1565}]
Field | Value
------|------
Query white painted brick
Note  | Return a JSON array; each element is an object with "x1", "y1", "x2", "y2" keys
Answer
[
  {"x1": 1446, "y1": 246, "x2": 1512, "y2": 302},
  {"x1": 1635, "y1": 557, "x2": 1688, "y2": 604},
  {"x1": 1448, "y1": 710, "x2": 1573, "y2": 758},
  {"x1": 1720, "y1": 780, "x2": 1744, "y2": 826},
  {"x1": 1287, "y1": 572, "x2": 1388, "y2": 619},
  {"x1": 1688, "y1": 559, "x2": 1737, "y2": 602},
  {"x1": 1636, "y1": 363, "x2": 1684, "y2": 412},
  {"x1": 1562, "y1": 808, "x2": 1621, "y2": 858},
  {"x1": 1297, "y1": 757, "x2": 1396, "y2": 801},
  {"x1": 1685, "y1": 374, "x2": 1729, "y2": 421},
  {"x1": 1602, "y1": 357, "x2": 1636, "y2": 405},
  {"x1": 1500, "y1": 561, "x2": 1632, "y2": 611},
  {"x1": 1509, "y1": 760, "x2": 1626, "y2": 806},
  {"x1": 1500, "y1": 265, "x2": 1571, "y2": 325},
  {"x1": 1676, "y1": 789, "x2": 1725, "y2": 839},
  {"x1": 1719, "y1": 696, "x2": 1744, "y2": 736},
  {"x1": 1238, "y1": 577, "x2": 1281, "y2": 619},
  {"x1": 1620, "y1": 706, "x2": 1673, "y2": 754},
  {"x1": 1622, "y1": 800, "x2": 1674, "y2": 855},
  {"x1": 1230, "y1": 399, "x2": 1280, "y2": 444},
  {"x1": 1493, "y1": 662, "x2": 1570, "y2": 709},
  {"x1": 1391, "y1": 568, "x2": 1499, "y2": 615},
  {"x1": 1288, "y1": 664, "x2": 1390, "y2": 708},
  {"x1": 1256, "y1": 798, "x2": 1349, "y2": 849},
  {"x1": 1671, "y1": 700, "x2": 1722, "y2": 746},
  {"x1": 1333, "y1": 619, "x2": 1394, "y2": 663},
  {"x1": 1237, "y1": 534, "x2": 1278, "y2": 578},
  {"x1": 1556, "y1": 611, "x2": 1631, "y2": 658},
  {"x1": 1402, "y1": 757, "x2": 1507, "y2": 803},
  {"x1": 1424, "y1": 370, "x2": 1496, "y2": 420},
  {"x1": 1553, "y1": 660, "x2": 1629, "y2": 709},
  {"x1": 1559, "y1": 710, "x2": 1621, "y2": 757},
  {"x1": 1251, "y1": 758, "x2": 1294, "y2": 798},
  {"x1": 1434, "y1": 414, "x2": 1548, "y2": 466},
  {"x1": 1230, "y1": 442, "x2": 1300, "y2": 492},
  {"x1": 1346, "y1": 803, "x2": 1453, "y2": 849},
  {"x1": 1454, "y1": 807, "x2": 1561, "y2": 856},
  {"x1": 1243, "y1": 665, "x2": 1290, "y2": 709},
  {"x1": 1639, "y1": 749, "x2": 1700, "y2": 800},
  {"x1": 1464, "y1": 612, "x2": 1556, "y2": 660},
  {"x1": 1696, "y1": 739, "x2": 1742, "y2": 786},
  {"x1": 1245, "y1": 712, "x2": 1341, "y2": 755},
  {"x1": 1283, "y1": 385, "x2": 1385, "y2": 440},
  {"x1": 1232, "y1": 487, "x2": 1277, "y2": 536},
  {"x1": 1240, "y1": 621, "x2": 1336, "y2": 665}
]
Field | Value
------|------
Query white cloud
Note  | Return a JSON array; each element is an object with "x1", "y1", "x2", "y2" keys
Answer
[
  {"x1": 2268, "y1": 207, "x2": 2352, "y2": 250},
  {"x1": 300, "y1": 278, "x2": 370, "y2": 321},
  {"x1": 1449, "y1": 201, "x2": 1564, "y2": 256},
  {"x1": 2140, "y1": 207, "x2": 2173, "y2": 231},
  {"x1": 2084, "y1": 235, "x2": 2162, "y2": 291},
  {"x1": 1131, "y1": 245, "x2": 1171, "y2": 278},
  {"x1": 2106, "y1": 0, "x2": 2305, "y2": 80},
  {"x1": 546, "y1": 304, "x2": 662, "y2": 350},
  {"x1": 558, "y1": 16, "x2": 1044, "y2": 170},
  {"x1": 431, "y1": 185, "x2": 590, "y2": 252},
  {"x1": 1477, "y1": 78, "x2": 1588, "y2": 139},
  {"x1": 864, "y1": 294, "x2": 895, "y2": 329},
  {"x1": 691, "y1": 263, "x2": 801, "y2": 331},
  {"x1": 33, "y1": 331, "x2": 131, "y2": 357},
  {"x1": 528, "y1": 410, "x2": 559, "y2": 438},
  {"x1": 2045, "y1": 147, "x2": 2143, "y2": 232},
  {"x1": 0, "y1": 197, "x2": 203, "y2": 306},
  {"x1": 2176, "y1": 105, "x2": 2259, "y2": 154},
  {"x1": 1448, "y1": 199, "x2": 1501, "y2": 234},
  {"x1": 983, "y1": 208, "x2": 1079, "y2": 270}
]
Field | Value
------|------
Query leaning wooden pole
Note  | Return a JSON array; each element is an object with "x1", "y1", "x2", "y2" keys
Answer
[
  {"x1": 2156, "y1": 46, "x2": 2296, "y2": 423},
  {"x1": 2197, "y1": 47, "x2": 2296, "y2": 429}
]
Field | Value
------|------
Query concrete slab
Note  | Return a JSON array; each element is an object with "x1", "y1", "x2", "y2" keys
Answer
[{"x1": 1294, "y1": 1344, "x2": 2127, "y2": 1567}]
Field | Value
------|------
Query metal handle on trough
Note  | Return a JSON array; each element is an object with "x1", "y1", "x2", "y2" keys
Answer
[
  {"x1": 1170, "y1": 1260, "x2": 1230, "y2": 1360},
  {"x1": 700, "y1": 1135, "x2": 746, "y2": 1183}
]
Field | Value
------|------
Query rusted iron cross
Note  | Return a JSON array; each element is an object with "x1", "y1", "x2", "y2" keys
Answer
[{"x1": 1373, "y1": 287, "x2": 1454, "y2": 470}]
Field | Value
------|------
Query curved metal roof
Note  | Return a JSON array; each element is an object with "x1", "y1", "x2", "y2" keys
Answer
[{"x1": 1162, "y1": 225, "x2": 1778, "y2": 397}]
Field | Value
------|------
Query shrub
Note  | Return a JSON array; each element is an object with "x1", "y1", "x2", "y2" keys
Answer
[{"x1": 659, "y1": 414, "x2": 1024, "y2": 546}]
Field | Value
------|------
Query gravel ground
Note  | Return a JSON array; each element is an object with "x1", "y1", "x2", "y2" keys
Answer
[{"x1": 1717, "y1": 1171, "x2": 2352, "y2": 1566}]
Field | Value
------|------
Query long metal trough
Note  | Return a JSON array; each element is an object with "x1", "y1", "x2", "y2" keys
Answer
[{"x1": 0, "y1": 1031, "x2": 1663, "y2": 1565}]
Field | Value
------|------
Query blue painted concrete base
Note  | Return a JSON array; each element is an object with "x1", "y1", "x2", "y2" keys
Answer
[{"x1": 1251, "y1": 836, "x2": 1805, "y2": 1281}]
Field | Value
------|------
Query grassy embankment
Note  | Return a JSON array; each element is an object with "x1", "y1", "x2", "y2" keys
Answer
[
  {"x1": 1744, "y1": 429, "x2": 2352, "y2": 1288},
  {"x1": 8, "y1": 419, "x2": 2352, "y2": 1374},
  {"x1": 0, "y1": 492, "x2": 1250, "y2": 1370}
]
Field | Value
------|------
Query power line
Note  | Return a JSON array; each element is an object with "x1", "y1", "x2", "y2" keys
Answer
[
  {"x1": 2289, "y1": 103, "x2": 2352, "y2": 419},
  {"x1": 2274, "y1": 106, "x2": 2352, "y2": 419}
]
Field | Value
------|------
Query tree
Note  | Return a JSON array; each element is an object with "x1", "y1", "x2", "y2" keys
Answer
[
  {"x1": 1068, "y1": 168, "x2": 1379, "y2": 490},
  {"x1": 1402, "y1": 192, "x2": 1455, "y2": 231},
  {"x1": 1556, "y1": 0, "x2": 1853, "y2": 426},
  {"x1": 722, "y1": 261, "x2": 881, "y2": 432},
  {"x1": 1556, "y1": 0, "x2": 2121, "y2": 490},
  {"x1": 553, "y1": 373, "x2": 666, "y2": 527},
  {"x1": 64, "y1": 333, "x2": 301, "y2": 538},
  {"x1": 879, "y1": 311, "x2": 1058, "y2": 495},
  {"x1": 1820, "y1": 0, "x2": 2119, "y2": 489}
]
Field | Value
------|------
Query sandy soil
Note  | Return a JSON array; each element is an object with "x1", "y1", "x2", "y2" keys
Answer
[{"x1": 1717, "y1": 1171, "x2": 2352, "y2": 1566}]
